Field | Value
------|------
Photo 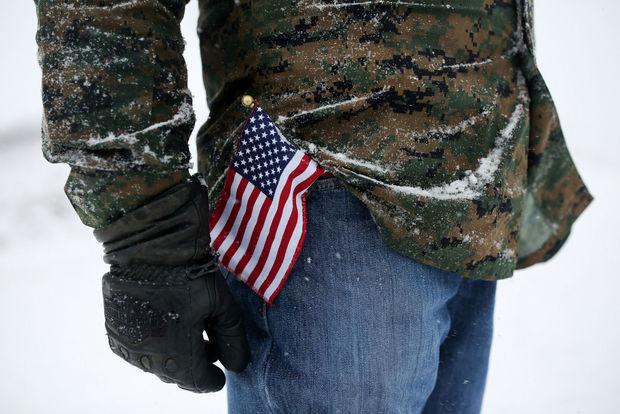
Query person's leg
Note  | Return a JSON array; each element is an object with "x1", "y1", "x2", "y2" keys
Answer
[
  {"x1": 422, "y1": 278, "x2": 497, "y2": 414},
  {"x1": 223, "y1": 179, "x2": 466, "y2": 413}
]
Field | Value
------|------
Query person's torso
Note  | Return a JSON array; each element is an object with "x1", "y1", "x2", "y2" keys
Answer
[
  {"x1": 194, "y1": 0, "x2": 588, "y2": 282},
  {"x1": 196, "y1": 0, "x2": 524, "y2": 193}
]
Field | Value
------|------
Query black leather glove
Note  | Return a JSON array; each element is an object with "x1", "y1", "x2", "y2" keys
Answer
[{"x1": 94, "y1": 174, "x2": 250, "y2": 393}]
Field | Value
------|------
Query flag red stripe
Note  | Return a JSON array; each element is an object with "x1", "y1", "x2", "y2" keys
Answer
[
  {"x1": 215, "y1": 182, "x2": 256, "y2": 264},
  {"x1": 233, "y1": 190, "x2": 273, "y2": 279},
  {"x1": 259, "y1": 164, "x2": 325, "y2": 297},
  {"x1": 232, "y1": 152, "x2": 304, "y2": 278},
  {"x1": 226, "y1": 192, "x2": 269, "y2": 271},
  {"x1": 220, "y1": 185, "x2": 261, "y2": 267},
  {"x1": 211, "y1": 178, "x2": 249, "y2": 252},
  {"x1": 264, "y1": 190, "x2": 312, "y2": 304},
  {"x1": 264, "y1": 165, "x2": 326, "y2": 303},
  {"x1": 245, "y1": 157, "x2": 310, "y2": 287},
  {"x1": 256, "y1": 163, "x2": 324, "y2": 297},
  {"x1": 247, "y1": 157, "x2": 317, "y2": 289},
  {"x1": 209, "y1": 168, "x2": 237, "y2": 231},
  {"x1": 251, "y1": 165, "x2": 312, "y2": 292}
]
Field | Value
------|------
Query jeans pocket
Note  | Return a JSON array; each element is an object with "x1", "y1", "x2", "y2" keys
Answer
[
  {"x1": 308, "y1": 176, "x2": 345, "y2": 192},
  {"x1": 217, "y1": 263, "x2": 231, "y2": 280}
]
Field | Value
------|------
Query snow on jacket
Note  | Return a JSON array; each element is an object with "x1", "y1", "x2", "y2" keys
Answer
[{"x1": 34, "y1": 0, "x2": 593, "y2": 281}]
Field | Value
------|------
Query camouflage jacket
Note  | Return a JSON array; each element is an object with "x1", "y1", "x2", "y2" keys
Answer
[{"x1": 35, "y1": 0, "x2": 592, "y2": 281}]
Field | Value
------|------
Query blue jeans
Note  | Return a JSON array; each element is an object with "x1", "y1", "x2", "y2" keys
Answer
[{"x1": 220, "y1": 178, "x2": 497, "y2": 413}]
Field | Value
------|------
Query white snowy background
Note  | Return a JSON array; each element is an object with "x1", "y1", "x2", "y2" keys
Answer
[{"x1": 1, "y1": 1, "x2": 618, "y2": 413}]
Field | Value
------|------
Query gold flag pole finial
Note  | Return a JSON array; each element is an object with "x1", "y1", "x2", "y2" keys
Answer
[{"x1": 241, "y1": 95, "x2": 254, "y2": 107}]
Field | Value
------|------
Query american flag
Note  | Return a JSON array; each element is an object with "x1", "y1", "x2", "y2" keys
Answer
[{"x1": 209, "y1": 99, "x2": 325, "y2": 304}]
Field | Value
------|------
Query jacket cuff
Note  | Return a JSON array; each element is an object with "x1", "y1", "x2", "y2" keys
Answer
[{"x1": 65, "y1": 168, "x2": 191, "y2": 229}]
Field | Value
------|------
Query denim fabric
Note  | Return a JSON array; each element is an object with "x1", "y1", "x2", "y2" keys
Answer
[{"x1": 219, "y1": 178, "x2": 497, "y2": 414}]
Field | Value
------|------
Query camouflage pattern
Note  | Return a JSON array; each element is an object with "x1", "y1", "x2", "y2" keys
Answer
[
  {"x1": 36, "y1": 0, "x2": 592, "y2": 281},
  {"x1": 35, "y1": 0, "x2": 195, "y2": 226}
]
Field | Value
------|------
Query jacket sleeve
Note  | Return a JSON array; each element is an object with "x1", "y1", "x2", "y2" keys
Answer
[
  {"x1": 515, "y1": 0, "x2": 593, "y2": 267},
  {"x1": 35, "y1": 0, "x2": 195, "y2": 228}
]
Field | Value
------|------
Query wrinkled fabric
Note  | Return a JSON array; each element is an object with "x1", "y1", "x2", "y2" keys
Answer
[
  {"x1": 35, "y1": 0, "x2": 592, "y2": 281},
  {"x1": 35, "y1": 0, "x2": 195, "y2": 225}
]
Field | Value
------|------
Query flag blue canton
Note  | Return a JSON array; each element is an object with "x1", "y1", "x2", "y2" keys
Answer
[{"x1": 233, "y1": 106, "x2": 297, "y2": 198}]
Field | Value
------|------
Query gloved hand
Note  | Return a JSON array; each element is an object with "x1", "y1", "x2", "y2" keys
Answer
[{"x1": 94, "y1": 174, "x2": 250, "y2": 392}]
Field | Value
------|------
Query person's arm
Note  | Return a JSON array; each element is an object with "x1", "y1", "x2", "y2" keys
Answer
[
  {"x1": 35, "y1": 0, "x2": 193, "y2": 227},
  {"x1": 34, "y1": 0, "x2": 249, "y2": 392}
]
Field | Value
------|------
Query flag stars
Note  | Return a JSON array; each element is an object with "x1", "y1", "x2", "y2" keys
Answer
[{"x1": 233, "y1": 106, "x2": 298, "y2": 197}]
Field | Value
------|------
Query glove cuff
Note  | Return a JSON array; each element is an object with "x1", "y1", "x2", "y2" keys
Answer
[
  {"x1": 94, "y1": 173, "x2": 213, "y2": 266},
  {"x1": 106, "y1": 260, "x2": 219, "y2": 286}
]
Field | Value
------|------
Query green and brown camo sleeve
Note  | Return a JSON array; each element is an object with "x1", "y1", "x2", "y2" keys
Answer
[{"x1": 34, "y1": 0, "x2": 195, "y2": 228}]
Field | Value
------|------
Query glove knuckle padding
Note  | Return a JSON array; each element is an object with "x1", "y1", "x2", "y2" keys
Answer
[{"x1": 96, "y1": 175, "x2": 250, "y2": 393}]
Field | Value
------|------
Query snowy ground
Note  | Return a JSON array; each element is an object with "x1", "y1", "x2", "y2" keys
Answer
[{"x1": 1, "y1": 1, "x2": 619, "y2": 413}]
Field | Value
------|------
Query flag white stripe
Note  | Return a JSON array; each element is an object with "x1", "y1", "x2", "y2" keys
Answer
[
  {"x1": 226, "y1": 192, "x2": 268, "y2": 273},
  {"x1": 252, "y1": 159, "x2": 318, "y2": 291},
  {"x1": 216, "y1": 181, "x2": 256, "y2": 256},
  {"x1": 240, "y1": 151, "x2": 305, "y2": 279},
  {"x1": 264, "y1": 188, "x2": 308, "y2": 301},
  {"x1": 210, "y1": 173, "x2": 243, "y2": 243}
]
